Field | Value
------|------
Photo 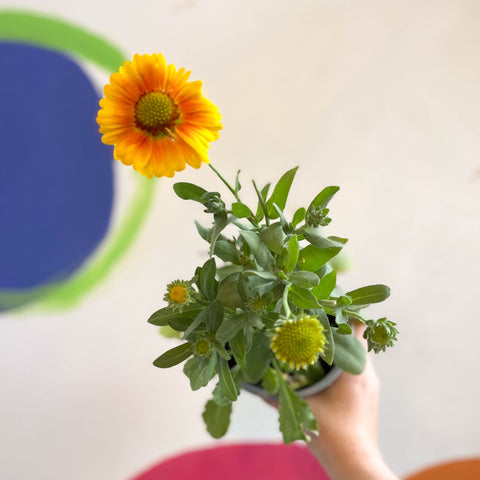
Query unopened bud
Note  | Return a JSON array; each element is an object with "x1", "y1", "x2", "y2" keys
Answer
[
  {"x1": 363, "y1": 318, "x2": 398, "y2": 353},
  {"x1": 306, "y1": 205, "x2": 331, "y2": 227},
  {"x1": 202, "y1": 192, "x2": 225, "y2": 214}
]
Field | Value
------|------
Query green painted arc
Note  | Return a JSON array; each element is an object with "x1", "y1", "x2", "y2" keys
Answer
[
  {"x1": 0, "y1": 9, "x2": 156, "y2": 311},
  {"x1": 0, "y1": 10, "x2": 125, "y2": 71}
]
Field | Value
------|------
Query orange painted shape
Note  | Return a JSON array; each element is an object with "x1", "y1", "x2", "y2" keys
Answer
[{"x1": 404, "y1": 458, "x2": 480, "y2": 480}]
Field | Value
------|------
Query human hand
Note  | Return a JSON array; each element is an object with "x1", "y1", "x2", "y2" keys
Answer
[{"x1": 305, "y1": 325, "x2": 398, "y2": 480}]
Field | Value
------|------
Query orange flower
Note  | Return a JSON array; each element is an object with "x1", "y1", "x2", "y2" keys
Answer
[{"x1": 97, "y1": 54, "x2": 222, "y2": 178}]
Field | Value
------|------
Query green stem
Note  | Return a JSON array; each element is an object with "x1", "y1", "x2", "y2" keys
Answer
[
  {"x1": 209, "y1": 163, "x2": 240, "y2": 202},
  {"x1": 272, "y1": 356, "x2": 283, "y2": 374},
  {"x1": 282, "y1": 283, "x2": 292, "y2": 318},
  {"x1": 209, "y1": 163, "x2": 260, "y2": 227}
]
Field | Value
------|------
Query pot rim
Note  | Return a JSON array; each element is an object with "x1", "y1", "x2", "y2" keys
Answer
[{"x1": 241, "y1": 364, "x2": 343, "y2": 400}]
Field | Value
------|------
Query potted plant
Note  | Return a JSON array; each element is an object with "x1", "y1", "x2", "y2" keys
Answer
[
  {"x1": 148, "y1": 168, "x2": 397, "y2": 442},
  {"x1": 96, "y1": 53, "x2": 398, "y2": 444}
]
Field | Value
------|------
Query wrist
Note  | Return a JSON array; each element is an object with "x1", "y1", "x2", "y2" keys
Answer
[{"x1": 308, "y1": 433, "x2": 397, "y2": 480}]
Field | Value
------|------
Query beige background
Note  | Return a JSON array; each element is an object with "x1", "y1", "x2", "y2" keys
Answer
[{"x1": 1, "y1": 0, "x2": 479, "y2": 478}]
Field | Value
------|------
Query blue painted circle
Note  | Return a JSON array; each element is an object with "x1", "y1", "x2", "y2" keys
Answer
[{"x1": 0, "y1": 42, "x2": 113, "y2": 289}]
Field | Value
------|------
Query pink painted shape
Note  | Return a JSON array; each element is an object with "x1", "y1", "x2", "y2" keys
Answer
[{"x1": 131, "y1": 443, "x2": 331, "y2": 480}]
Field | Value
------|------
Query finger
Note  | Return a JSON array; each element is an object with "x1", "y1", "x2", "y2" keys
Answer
[{"x1": 352, "y1": 320, "x2": 368, "y2": 348}]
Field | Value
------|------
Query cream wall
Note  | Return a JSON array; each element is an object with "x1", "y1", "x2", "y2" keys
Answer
[{"x1": 1, "y1": 1, "x2": 480, "y2": 478}]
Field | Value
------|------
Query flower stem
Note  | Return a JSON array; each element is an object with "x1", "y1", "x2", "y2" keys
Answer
[
  {"x1": 209, "y1": 163, "x2": 240, "y2": 202},
  {"x1": 272, "y1": 356, "x2": 283, "y2": 374},
  {"x1": 209, "y1": 163, "x2": 259, "y2": 227},
  {"x1": 282, "y1": 284, "x2": 292, "y2": 318}
]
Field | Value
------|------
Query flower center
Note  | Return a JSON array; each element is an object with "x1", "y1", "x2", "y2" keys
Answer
[
  {"x1": 134, "y1": 92, "x2": 179, "y2": 136},
  {"x1": 169, "y1": 285, "x2": 187, "y2": 303},
  {"x1": 194, "y1": 339, "x2": 212, "y2": 357},
  {"x1": 271, "y1": 316, "x2": 327, "y2": 370}
]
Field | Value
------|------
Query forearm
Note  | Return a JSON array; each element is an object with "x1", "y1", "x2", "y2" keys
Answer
[{"x1": 308, "y1": 433, "x2": 398, "y2": 480}]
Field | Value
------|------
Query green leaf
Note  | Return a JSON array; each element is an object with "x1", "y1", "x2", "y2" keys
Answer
[
  {"x1": 217, "y1": 273, "x2": 244, "y2": 309},
  {"x1": 216, "y1": 314, "x2": 247, "y2": 344},
  {"x1": 153, "y1": 343, "x2": 192, "y2": 368},
  {"x1": 217, "y1": 355, "x2": 239, "y2": 401},
  {"x1": 230, "y1": 328, "x2": 247, "y2": 366},
  {"x1": 276, "y1": 367, "x2": 318, "y2": 443},
  {"x1": 217, "y1": 264, "x2": 243, "y2": 281},
  {"x1": 213, "y1": 240, "x2": 241, "y2": 264},
  {"x1": 303, "y1": 229, "x2": 347, "y2": 250},
  {"x1": 308, "y1": 186, "x2": 340, "y2": 210},
  {"x1": 209, "y1": 212, "x2": 229, "y2": 257},
  {"x1": 254, "y1": 181, "x2": 270, "y2": 222},
  {"x1": 332, "y1": 330, "x2": 366, "y2": 374},
  {"x1": 265, "y1": 167, "x2": 299, "y2": 219},
  {"x1": 304, "y1": 363, "x2": 326, "y2": 384},
  {"x1": 207, "y1": 300, "x2": 224, "y2": 333},
  {"x1": 329, "y1": 235, "x2": 349, "y2": 245},
  {"x1": 272, "y1": 203, "x2": 290, "y2": 232},
  {"x1": 239, "y1": 230, "x2": 275, "y2": 269},
  {"x1": 147, "y1": 304, "x2": 201, "y2": 326},
  {"x1": 202, "y1": 399, "x2": 232, "y2": 439},
  {"x1": 312, "y1": 270, "x2": 337, "y2": 299},
  {"x1": 244, "y1": 325, "x2": 253, "y2": 351},
  {"x1": 246, "y1": 313, "x2": 264, "y2": 329},
  {"x1": 288, "y1": 285, "x2": 320, "y2": 309},
  {"x1": 248, "y1": 278, "x2": 277, "y2": 297},
  {"x1": 316, "y1": 309, "x2": 334, "y2": 365},
  {"x1": 337, "y1": 323, "x2": 353, "y2": 335},
  {"x1": 244, "y1": 270, "x2": 277, "y2": 280},
  {"x1": 288, "y1": 271, "x2": 320, "y2": 288},
  {"x1": 284, "y1": 235, "x2": 299, "y2": 272},
  {"x1": 159, "y1": 325, "x2": 182, "y2": 339},
  {"x1": 292, "y1": 207, "x2": 306, "y2": 226},
  {"x1": 183, "y1": 310, "x2": 208, "y2": 338},
  {"x1": 173, "y1": 182, "x2": 207, "y2": 202},
  {"x1": 231, "y1": 202, "x2": 252, "y2": 218},
  {"x1": 214, "y1": 341, "x2": 231, "y2": 361},
  {"x1": 261, "y1": 368, "x2": 279, "y2": 395},
  {"x1": 260, "y1": 223, "x2": 286, "y2": 254},
  {"x1": 198, "y1": 258, "x2": 217, "y2": 300},
  {"x1": 168, "y1": 316, "x2": 194, "y2": 332},
  {"x1": 298, "y1": 241, "x2": 346, "y2": 271},
  {"x1": 335, "y1": 309, "x2": 348, "y2": 325},
  {"x1": 237, "y1": 274, "x2": 249, "y2": 302},
  {"x1": 242, "y1": 330, "x2": 272, "y2": 383},
  {"x1": 212, "y1": 382, "x2": 232, "y2": 406},
  {"x1": 235, "y1": 170, "x2": 242, "y2": 194},
  {"x1": 195, "y1": 221, "x2": 209, "y2": 241},
  {"x1": 346, "y1": 285, "x2": 391, "y2": 306},
  {"x1": 260, "y1": 312, "x2": 278, "y2": 330},
  {"x1": 196, "y1": 221, "x2": 238, "y2": 263},
  {"x1": 183, "y1": 354, "x2": 217, "y2": 390}
]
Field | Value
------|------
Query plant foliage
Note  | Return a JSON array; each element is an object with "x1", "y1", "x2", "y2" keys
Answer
[{"x1": 150, "y1": 167, "x2": 396, "y2": 443}]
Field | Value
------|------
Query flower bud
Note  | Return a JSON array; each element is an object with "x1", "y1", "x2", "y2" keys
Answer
[
  {"x1": 164, "y1": 280, "x2": 195, "y2": 312},
  {"x1": 193, "y1": 338, "x2": 213, "y2": 357},
  {"x1": 201, "y1": 191, "x2": 225, "y2": 214},
  {"x1": 363, "y1": 318, "x2": 398, "y2": 353},
  {"x1": 305, "y1": 205, "x2": 331, "y2": 227}
]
